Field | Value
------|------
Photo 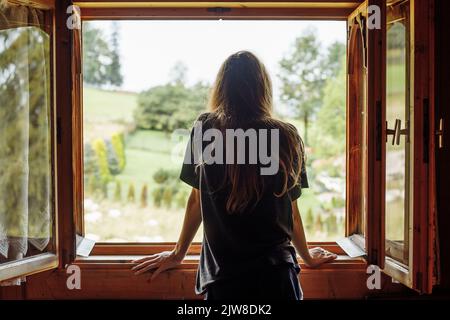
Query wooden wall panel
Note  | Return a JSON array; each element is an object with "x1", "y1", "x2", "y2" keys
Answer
[{"x1": 15, "y1": 263, "x2": 408, "y2": 300}]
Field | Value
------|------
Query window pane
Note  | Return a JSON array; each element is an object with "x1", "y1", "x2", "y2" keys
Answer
[
  {"x1": 0, "y1": 7, "x2": 54, "y2": 267},
  {"x1": 82, "y1": 20, "x2": 346, "y2": 242},
  {"x1": 385, "y1": 1, "x2": 410, "y2": 265}
]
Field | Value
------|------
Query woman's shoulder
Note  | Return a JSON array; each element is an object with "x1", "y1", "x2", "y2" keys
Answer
[{"x1": 262, "y1": 118, "x2": 300, "y2": 134}]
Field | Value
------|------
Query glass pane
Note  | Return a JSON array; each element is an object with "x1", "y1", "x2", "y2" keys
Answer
[
  {"x1": 82, "y1": 20, "x2": 346, "y2": 242},
  {"x1": 385, "y1": 1, "x2": 410, "y2": 265},
  {"x1": 0, "y1": 8, "x2": 54, "y2": 268}
]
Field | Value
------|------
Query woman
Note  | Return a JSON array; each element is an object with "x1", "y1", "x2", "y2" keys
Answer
[{"x1": 132, "y1": 51, "x2": 336, "y2": 300}]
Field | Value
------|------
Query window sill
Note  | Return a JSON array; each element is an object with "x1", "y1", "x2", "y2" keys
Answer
[{"x1": 74, "y1": 254, "x2": 367, "y2": 271}]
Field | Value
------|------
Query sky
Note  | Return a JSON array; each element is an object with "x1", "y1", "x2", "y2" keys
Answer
[{"x1": 86, "y1": 20, "x2": 346, "y2": 112}]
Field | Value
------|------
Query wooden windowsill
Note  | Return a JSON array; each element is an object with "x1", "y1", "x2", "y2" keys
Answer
[{"x1": 74, "y1": 254, "x2": 367, "y2": 271}]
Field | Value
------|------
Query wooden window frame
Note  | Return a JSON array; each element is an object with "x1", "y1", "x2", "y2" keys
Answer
[
  {"x1": 0, "y1": 0, "x2": 435, "y2": 296},
  {"x1": 382, "y1": 0, "x2": 437, "y2": 293},
  {"x1": 67, "y1": 1, "x2": 436, "y2": 294},
  {"x1": 346, "y1": 0, "x2": 386, "y2": 268},
  {"x1": 71, "y1": 0, "x2": 364, "y2": 258}
]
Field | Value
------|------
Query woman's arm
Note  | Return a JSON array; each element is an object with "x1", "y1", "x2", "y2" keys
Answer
[
  {"x1": 291, "y1": 200, "x2": 337, "y2": 268},
  {"x1": 132, "y1": 188, "x2": 202, "y2": 279}
]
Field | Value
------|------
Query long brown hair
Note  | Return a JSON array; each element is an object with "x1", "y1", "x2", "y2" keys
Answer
[{"x1": 207, "y1": 51, "x2": 304, "y2": 213}]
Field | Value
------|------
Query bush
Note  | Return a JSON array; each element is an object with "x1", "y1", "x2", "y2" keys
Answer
[
  {"x1": 314, "y1": 213, "x2": 323, "y2": 232},
  {"x1": 105, "y1": 139, "x2": 120, "y2": 175},
  {"x1": 140, "y1": 184, "x2": 148, "y2": 208},
  {"x1": 111, "y1": 132, "x2": 126, "y2": 172},
  {"x1": 175, "y1": 189, "x2": 189, "y2": 209},
  {"x1": 84, "y1": 143, "x2": 101, "y2": 195},
  {"x1": 127, "y1": 183, "x2": 135, "y2": 203},
  {"x1": 305, "y1": 208, "x2": 314, "y2": 232},
  {"x1": 134, "y1": 83, "x2": 208, "y2": 132},
  {"x1": 162, "y1": 187, "x2": 174, "y2": 209},
  {"x1": 152, "y1": 186, "x2": 164, "y2": 208},
  {"x1": 327, "y1": 213, "x2": 338, "y2": 235},
  {"x1": 87, "y1": 175, "x2": 98, "y2": 196},
  {"x1": 92, "y1": 138, "x2": 112, "y2": 186},
  {"x1": 153, "y1": 168, "x2": 178, "y2": 185},
  {"x1": 114, "y1": 180, "x2": 122, "y2": 202}
]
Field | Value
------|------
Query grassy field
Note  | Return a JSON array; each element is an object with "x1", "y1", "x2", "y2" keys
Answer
[{"x1": 83, "y1": 86, "x2": 137, "y2": 123}]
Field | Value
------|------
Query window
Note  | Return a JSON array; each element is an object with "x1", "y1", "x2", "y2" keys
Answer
[
  {"x1": 385, "y1": 0, "x2": 411, "y2": 267},
  {"x1": 80, "y1": 20, "x2": 347, "y2": 243},
  {"x1": 0, "y1": 2, "x2": 56, "y2": 282},
  {"x1": 0, "y1": 0, "x2": 436, "y2": 295}
]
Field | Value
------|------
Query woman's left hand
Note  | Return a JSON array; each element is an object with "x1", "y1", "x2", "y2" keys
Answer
[
  {"x1": 131, "y1": 250, "x2": 184, "y2": 280},
  {"x1": 303, "y1": 247, "x2": 337, "y2": 268}
]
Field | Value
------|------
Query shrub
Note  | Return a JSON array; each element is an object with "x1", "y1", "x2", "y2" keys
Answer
[
  {"x1": 305, "y1": 208, "x2": 314, "y2": 232},
  {"x1": 153, "y1": 168, "x2": 178, "y2": 185},
  {"x1": 114, "y1": 180, "x2": 122, "y2": 202},
  {"x1": 140, "y1": 184, "x2": 148, "y2": 208},
  {"x1": 314, "y1": 213, "x2": 323, "y2": 232},
  {"x1": 152, "y1": 186, "x2": 164, "y2": 208},
  {"x1": 162, "y1": 187, "x2": 173, "y2": 209},
  {"x1": 327, "y1": 213, "x2": 338, "y2": 235},
  {"x1": 111, "y1": 132, "x2": 126, "y2": 172},
  {"x1": 175, "y1": 189, "x2": 189, "y2": 209},
  {"x1": 84, "y1": 143, "x2": 101, "y2": 195},
  {"x1": 87, "y1": 175, "x2": 98, "y2": 197},
  {"x1": 127, "y1": 183, "x2": 135, "y2": 203},
  {"x1": 92, "y1": 138, "x2": 112, "y2": 185},
  {"x1": 105, "y1": 139, "x2": 120, "y2": 175}
]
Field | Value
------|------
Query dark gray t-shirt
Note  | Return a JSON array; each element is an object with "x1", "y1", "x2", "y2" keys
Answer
[{"x1": 179, "y1": 113, "x2": 308, "y2": 294}]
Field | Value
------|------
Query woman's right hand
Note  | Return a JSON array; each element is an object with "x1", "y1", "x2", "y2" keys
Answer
[
  {"x1": 131, "y1": 250, "x2": 184, "y2": 280},
  {"x1": 303, "y1": 247, "x2": 337, "y2": 268}
]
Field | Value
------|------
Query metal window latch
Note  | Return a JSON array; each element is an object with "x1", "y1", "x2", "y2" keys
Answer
[
  {"x1": 386, "y1": 119, "x2": 409, "y2": 146},
  {"x1": 436, "y1": 118, "x2": 444, "y2": 149}
]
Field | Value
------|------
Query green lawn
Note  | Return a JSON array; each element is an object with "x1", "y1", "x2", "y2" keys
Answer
[{"x1": 83, "y1": 87, "x2": 138, "y2": 123}]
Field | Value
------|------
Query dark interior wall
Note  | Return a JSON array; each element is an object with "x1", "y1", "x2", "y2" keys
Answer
[{"x1": 435, "y1": 0, "x2": 450, "y2": 290}]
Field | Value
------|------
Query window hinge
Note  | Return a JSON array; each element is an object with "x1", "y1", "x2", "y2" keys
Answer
[{"x1": 436, "y1": 118, "x2": 444, "y2": 149}]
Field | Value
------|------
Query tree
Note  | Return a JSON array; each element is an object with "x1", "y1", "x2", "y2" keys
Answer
[
  {"x1": 322, "y1": 42, "x2": 346, "y2": 79},
  {"x1": 82, "y1": 23, "x2": 123, "y2": 88},
  {"x1": 107, "y1": 22, "x2": 123, "y2": 87},
  {"x1": 92, "y1": 138, "x2": 112, "y2": 187},
  {"x1": 134, "y1": 80, "x2": 208, "y2": 133},
  {"x1": 111, "y1": 132, "x2": 126, "y2": 172},
  {"x1": 313, "y1": 56, "x2": 346, "y2": 158},
  {"x1": 278, "y1": 28, "x2": 324, "y2": 144},
  {"x1": 169, "y1": 61, "x2": 188, "y2": 86}
]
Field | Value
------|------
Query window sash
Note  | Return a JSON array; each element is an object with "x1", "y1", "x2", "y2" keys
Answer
[{"x1": 0, "y1": 3, "x2": 57, "y2": 282}]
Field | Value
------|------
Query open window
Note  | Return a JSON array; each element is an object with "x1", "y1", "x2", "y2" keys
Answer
[
  {"x1": 1, "y1": 0, "x2": 437, "y2": 296},
  {"x1": 0, "y1": 0, "x2": 58, "y2": 283},
  {"x1": 73, "y1": 2, "x2": 357, "y2": 257},
  {"x1": 71, "y1": 2, "x2": 437, "y2": 293},
  {"x1": 346, "y1": 0, "x2": 386, "y2": 267},
  {"x1": 346, "y1": 0, "x2": 437, "y2": 293}
]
